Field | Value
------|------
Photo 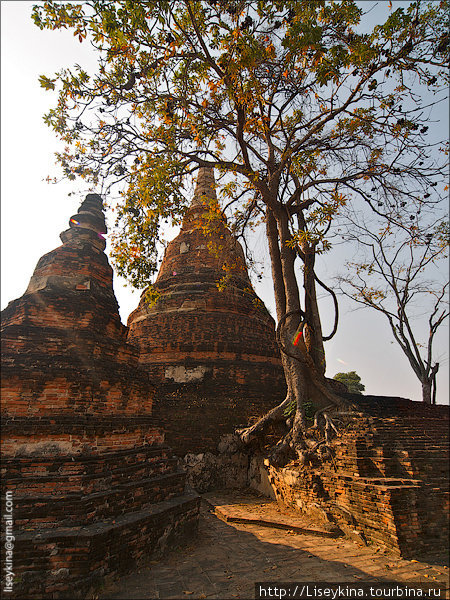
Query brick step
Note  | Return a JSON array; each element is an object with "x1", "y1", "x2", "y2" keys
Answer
[
  {"x1": 407, "y1": 468, "x2": 450, "y2": 478},
  {"x1": 420, "y1": 481, "x2": 449, "y2": 490},
  {"x1": 1, "y1": 446, "x2": 175, "y2": 477},
  {"x1": 344, "y1": 457, "x2": 449, "y2": 468},
  {"x1": 336, "y1": 473, "x2": 422, "y2": 487},
  {"x1": 390, "y1": 448, "x2": 448, "y2": 456},
  {"x1": 372, "y1": 427, "x2": 449, "y2": 433},
  {"x1": 334, "y1": 471, "x2": 446, "y2": 486},
  {"x1": 363, "y1": 434, "x2": 449, "y2": 442},
  {"x1": 11, "y1": 492, "x2": 200, "y2": 575},
  {"x1": 203, "y1": 491, "x2": 342, "y2": 539},
  {"x1": 371, "y1": 434, "x2": 449, "y2": 444},
  {"x1": 336, "y1": 450, "x2": 448, "y2": 461},
  {"x1": 394, "y1": 444, "x2": 450, "y2": 458},
  {"x1": 394, "y1": 452, "x2": 449, "y2": 460},
  {"x1": 333, "y1": 464, "x2": 449, "y2": 484},
  {"x1": 353, "y1": 452, "x2": 448, "y2": 461},
  {"x1": 357, "y1": 421, "x2": 449, "y2": 428},
  {"x1": 374, "y1": 436, "x2": 449, "y2": 443},
  {"x1": 370, "y1": 429, "x2": 449, "y2": 436},
  {"x1": 4, "y1": 450, "x2": 178, "y2": 470},
  {"x1": 13, "y1": 471, "x2": 187, "y2": 528},
  {"x1": 369, "y1": 428, "x2": 449, "y2": 435},
  {"x1": 1, "y1": 415, "x2": 163, "y2": 431},
  {"x1": 358, "y1": 457, "x2": 449, "y2": 470},
  {"x1": 4, "y1": 457, "x2": 180, "y2": 496},
  {"x1": 2, "y1": 444, "x2": 174, "y2": 474},
  {"x1": 366, "y1": 418, "x2": 450, "y2": 427},
  {"x1": 372, "y1": 419, "x2": 449, "y2": 425},
  {"x1": 372, "y1": 417, "x2": 449, "y2": 424},
  {"x1": 362, "y1": 430, "x2": 449, "y2": 437},
  {"x1": 363, "y1": 444, "x2": 449, "y2": 452}
]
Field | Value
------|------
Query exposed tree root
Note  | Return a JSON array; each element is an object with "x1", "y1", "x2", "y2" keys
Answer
[
  {"x1": 237, "y1": 395, "x2": 354, "y2": 469},
  {"x1": 268, "y1": 408, "x2": 308, "y2": 466},
  {"x1": 313, "y1": 406, "x2": 342, "y2": 442},
  {"x1": 237, "y1": 311, "x2": 358, "y2": 467},
  {"x1": 236, "y1": 396, "x2": 292, "y2": 445}
]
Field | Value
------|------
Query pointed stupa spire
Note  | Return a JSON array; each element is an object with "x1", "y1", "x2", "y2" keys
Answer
[
  {"x1": 24, "y1": 193, "x2": 112, "y2": 297},
  {"x1": 191, "y1": 166, "x2": 217, "y2": 207},
  {"x1": 183, "y1": 167, "x2": 221, "y2": 230},
  {"x1": 60, "y1": 193, "x2": 107, "y2": 250}
]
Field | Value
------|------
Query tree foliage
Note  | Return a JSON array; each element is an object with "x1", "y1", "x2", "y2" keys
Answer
[
  {"x1": 333, "y1": 371, "x2": 365, "y2": 394},
  {"x1": 32, "y1": 0, "x2": 449, "y2": 462},
  {"x1": 32, "y1": 0, "x2": 448, "y2": 283}
]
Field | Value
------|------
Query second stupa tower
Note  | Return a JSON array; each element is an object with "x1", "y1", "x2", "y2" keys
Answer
[{"x1": 127, "y1": 168, "x2": 286, "y2": 455}]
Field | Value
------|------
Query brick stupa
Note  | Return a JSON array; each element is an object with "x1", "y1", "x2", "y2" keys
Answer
[
  {"x1": 127, "y1": 168, "x2": 286, "y2": 455},
  {"x1": 1, "y1": 194, "x2": 199, "y2": 599}
]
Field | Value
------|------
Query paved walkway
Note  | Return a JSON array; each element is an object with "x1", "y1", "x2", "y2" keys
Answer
[{"x1": 100, "y1": 491, "x2": 449, "y2": 600}]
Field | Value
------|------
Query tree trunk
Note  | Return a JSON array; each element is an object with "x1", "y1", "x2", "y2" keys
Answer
[
  {"x1": 237, "y1": 207, "x2": 350, "y2": 461},
  {"x1": 266, "y1": 210, "x2": 286, "y2": 318},
  {"x1": 303, "y1": 250, "x2": 326, "y2": 374},
  {"x1": 238, "y1": 211, "x2": 307, "y2": 451},
  {"x1": 422, "y1": 379, "x2": 432, "y2": 404},
  {"x1": 430, "y1": 363, "x2": 439, "y2": 405},
  {"x1": 275, "y1": 209, "x2": 333, "y2": 411},
  {"x1": 298, "y1": 212, "x2": 326, "y2": 375}
]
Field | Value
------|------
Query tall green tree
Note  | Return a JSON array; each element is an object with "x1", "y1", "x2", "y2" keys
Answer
[{"x1": 33, "y1": 0, "x2": 448, "y2": 463}]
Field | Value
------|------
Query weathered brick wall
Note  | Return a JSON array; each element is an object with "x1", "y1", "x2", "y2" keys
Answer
[
  {"x1": 1, "y1": 194, "x2": 200, "y2": 599},
  {"x1": 153, "y1": 375, "x2": 285, "y2": 455},
  {"x1": 253, "y1": 397, "x2": 449, "y2": 558},
  {"x1": 2, "y1": 298, "x2": 153, "y2": 419}
]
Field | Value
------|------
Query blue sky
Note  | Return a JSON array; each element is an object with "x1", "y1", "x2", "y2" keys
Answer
[{"x1": 1, "y1": 1, "x2": 448, "y2": 403}]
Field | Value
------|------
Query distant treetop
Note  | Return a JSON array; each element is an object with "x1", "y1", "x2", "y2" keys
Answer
[{"x1": 333, "y1": 371, "x2": 365, "y2": 395}]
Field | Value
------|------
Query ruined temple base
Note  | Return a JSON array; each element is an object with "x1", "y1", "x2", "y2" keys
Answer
[
  {"x1": 2, "y1": 416, "x2": 200, "y2": 600},
  {"x1": 177, "y1": 397, "x2": 449, "y2": 560}
]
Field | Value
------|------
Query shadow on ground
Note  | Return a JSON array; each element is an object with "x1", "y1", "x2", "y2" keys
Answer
[{"x1": 99, "y1": 500, "x2": 449, "y2": 600}]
